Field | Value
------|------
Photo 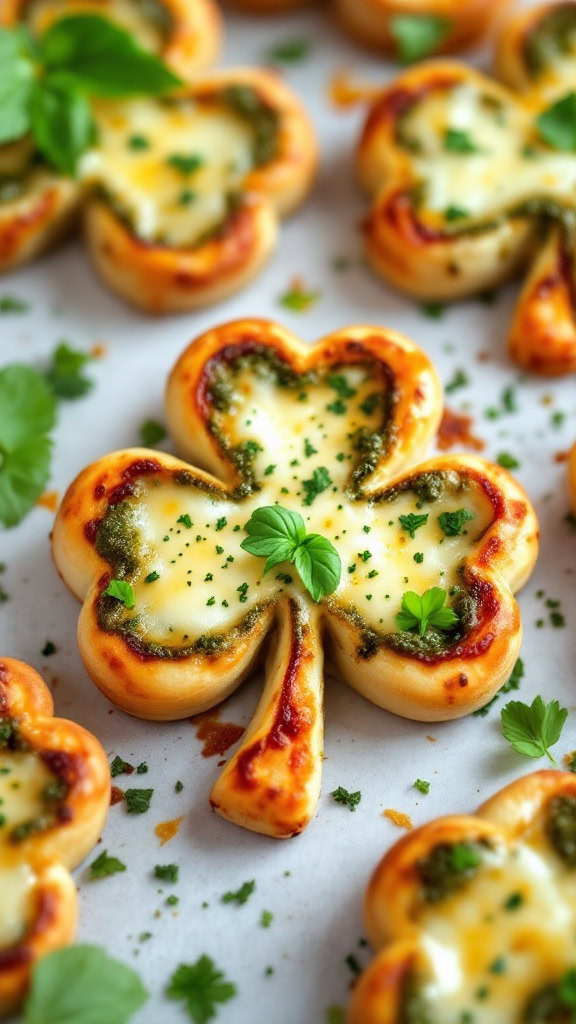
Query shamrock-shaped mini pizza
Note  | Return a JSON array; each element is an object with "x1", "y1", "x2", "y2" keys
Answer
[
  {"x1": 349, "y1": 770, "x2": 576, "y2": 1024},
  {"x1": 0, "y1": 8, "x2": 315, "y2": 311},
  {"x1": 0, "y1": 658, "x2": 109, "y2": 1011},
  {"x1": 358, "y1": 0, "x2": 576, "y2": 375},
  {"x1": 53, "y1": 319, "x2": 538, "y2": 838},
  {"x1": 230, "y1": 0, "x2": 505, "y2": 59}
]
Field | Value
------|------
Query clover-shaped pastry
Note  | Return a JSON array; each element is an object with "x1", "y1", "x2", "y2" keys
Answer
[
  {"x1": 230, "y1": 0, "x2": 504, "y2": 58},
  {"x1": 0, "y1": 11, "x2": 315, "y2": 311},
  {"x1": 0, "y1": 658, "x2": 110, "y2": 1011},
  {"x1": 349, "y1": 770, "x2": 576, "y2": 1023},
  {"x1": 53, "y1": 319, "x2": 538, "y2": 838},
  {"x1": 358, "y1": 1, "x2": 576, "y2": 375}
]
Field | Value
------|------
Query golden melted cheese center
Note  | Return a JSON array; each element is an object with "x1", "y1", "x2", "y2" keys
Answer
[
  {"x1": 414, "y1": 819, "x2": 576, "y2": 1021},
  {"x1": 0, "y1": 751, "x2": 57, "y2": 949},
  {"x1": 24, "y1": 0, "x2": 167, "y2": 51},
  {"x1": 402, "y1": 83, "x2": 576, "y2": 223},
  {"x1": 0, "y1": 751, "x2": 57, "y2": 849},
  {"x1": 80, "y1": 97, "x2": 255, "y2": 246},
  {"x1": 104, "y1": 362, "x2": 493, "y2": 645}
]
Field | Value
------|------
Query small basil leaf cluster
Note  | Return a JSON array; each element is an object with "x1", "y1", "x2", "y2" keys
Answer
[
  {"x1": 0, "y1": 15, "x2": 181, "y2": 176},
  {"x1": 241, "y1": 505, "x2": 341, "y2": 602}
]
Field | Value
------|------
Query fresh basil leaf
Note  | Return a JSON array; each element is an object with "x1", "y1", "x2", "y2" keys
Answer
[
  {"x1": 538, "y1": 91, "x2": 576, "y2": 151},
  {"x1": 0, "y1": 436, "x2": 53, "y2": 528},
  {"x1": 389, "y1": 14, "x2": 450, "y2": 64},
  {"x1": 501, "y1": 696, "x2": 568, "y2": 762},
  {"x1": 241, "y1": 505, "x2": 306, "y2": 556},
  {"x1": 23, "y1": 944, "x2": 148, "y2": 1024},
  {"x1": 30, "y1": 78, "x2": 94, "y2": 176},
  {"x1": 294, "y1": 534, "x2": 341, "y2": 602},
  {"x1": 0, "y1": 365, "x2": 56, "y2": 449},
  {"x1": 38, "y1": 14, "x2": 181, "y2": 97},
  {"x1": 0, "y1": 28, "x2": 35, "y2": 145}
]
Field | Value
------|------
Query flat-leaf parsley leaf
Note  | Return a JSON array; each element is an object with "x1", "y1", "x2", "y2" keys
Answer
[
  {"x1": 396, "y1": 587, "x2": 458, "y2": 637},
  {"x1": 166, "y1": 955, "x2": 236, "y2": 1024},
  {"x1": 501, "y1": 696, "x2": 568, "y2": 763}
]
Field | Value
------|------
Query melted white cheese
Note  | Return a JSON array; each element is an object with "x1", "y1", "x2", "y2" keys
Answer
[
  {"x1": 0, "y1": 751, "x2": 57, "y2": 848},
  {"x1": 80, "y1": 98, "x2": 255, "y2": 246},
  {"x1": 403, "y1": 83, "x2": 576, "y2": 222},
  {"x1": 0, "y1": 861, "x2": 37, "y2": 948},
  {"x1": 114, "y1": 365, "x2": 492, "y2": 643},
  {"x1": 24, "y1": 0, "x2": 165, "y2": 52},
  {"x1": 415, "y1": 819, "x2": 576, "y2": 1021}
]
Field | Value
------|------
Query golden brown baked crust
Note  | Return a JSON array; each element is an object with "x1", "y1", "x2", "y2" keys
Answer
[
  {"x1": 349, "y1": 771, "x2": 576, "y2": 1023},
  {"x1": 0, "y1": 658, "x2": 110, "y2": 1011},
  {"x1": 357, "y1": 1, "x2": 576, "y2": 376},
  {"x1": 0, "y1": 0, "x2": 221, "y2": 80},
  {"x1": 53, "y1": 319, "x2": 538, "y2": 838}
]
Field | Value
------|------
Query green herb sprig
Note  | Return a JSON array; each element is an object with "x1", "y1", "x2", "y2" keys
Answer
[
  {"x1": 0, "y1": 15, "x2": 181, "y2": 175},
  {"x1": 241, "y1": 505, "x2": 341, "y2": 602}
]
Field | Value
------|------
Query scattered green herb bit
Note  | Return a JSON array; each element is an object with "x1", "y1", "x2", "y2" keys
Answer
[
  {"x1": 166, "y1": 895, "x2": 179, "y2": 906},
  {"x1": 139, "y1": 418, "x2": 166, "y2": 447},
  {"x1": 551, "y1": 410, "x2": 566, "y2": 428},
  {"x1": 206, "y1": 596, "x2": 216, "y2": 606},
  {"x1": 128, "y1": 133, "x2": 149, "y2": 150},
  {"x1": 396, "y1": 587, "x2": 458, "y2": 637},
  {"x1": 260, "y1": 910, "x2": 273, "y2": 928},
  {"x1": 501, "y1": 696, "x2": 567, "y2": 763},
  {"x1": 328, "y1": 374, "x2": 356, "y2": 399},
  {"x1": 413, "y1": 552, "x2": 424, "y2": 563},
  {"x1": 266, "y1": 38, "x2": 310, "y2": 63},
  {"x1": 444, "y1": 128, "x2": 482, "y2": 153},
  {"x1": 45, "y1": 342, "x2": 94, "y2": 400},
  {"x1": 438, "y1": 508, "x2": 475, "y2": 536},
  {"x1": 241, "y1": 505, "x2": 341, "y2": 602},
  {"x1": 124, "y1": 788, "x2": 154, "y2": 814},
  {"x1": 139, "y1": 932, "x2": 152, "y2": 943},
  {"x1": 154, "y1": 863, "x2": 179, "y2": 883},
  {"x1": 23, "y1": 944, "x2": 148, "y2": 1024},
  {"x1": 0, "y1": 295, "x2": 29, "y2": 314},
  {"x1": 166, "y1": 956, "x2": 236, "y2": 1024},
  {"x1": 326, "y1": 398, "x2": 346, "y2": 415},
  {"x1": 501, "y1": 385, "x2": 518, "y2": 413},
  {"x1": 279, "y1": 286, "x2": 320, "y2": 312},
  {"x1": 504, "y1": 891, "x2": 524, "y2": 911},
  {"x1": 445, "y1": 369, "x2": 469, "y2": 393},
  {"x1": 345, "y1": 954, "x2": 362, "y2": 976},
  {"x1": 419, "y1": 301, "x2": 446, "y2": 319},
  {"x1": 103, "y1": 579, "x2": 135, "y2": 609},
  {"x1": 222, "y1": 880, "x2": 255, "y2": 905},
  {"x1": 331, "y1": 786, "x2": 362, "y2": 812},
  {"x1": 302, "y1": 466, "x2": 332, "y2": 506},
  {"x1": 399, "y1": 512, "x2": 428, "y2": 538},
  {"x1": 359, "y1": 550, "x2": 372, "y2": 562},
  {"x1": 136, "y1": 762, "x2": 148, "y2": 774},
  {"x1": 445, "y1": 205, "x2": 469, "y2": 221},
  {"x1": 0, "y1": 365, "x2": 57, "y2": 527},
  {"x1": 497, "y1": 452, "x2": 520, "y2": 469},
  {"x1": 215, "y1": 517, "x2": 227, "y2": 531},
  {"x1": 275, "y1": 572, "x2": 293, "y2": 584},
  {"x1": 110, "y1": 755, "x2": 132, "y2": 778},
  {"x1": 473, "y1": 657, "x2": 524, "y2": 716},
  {"x1": 175, "y1": 780, "x2": 184, "y2": 793},
  {"x1": 326, "y1": 1008, "x2": 346, "y2": 1024},
  {"x1": 145, "y1": 571, "x2": 160, "y2": 583},
  {"x1": 264, "y1": 464, "x2": 276, "y2": 476},
  {"x1": 538, "y1": 91, "x2": 576, "y2": 151},
  {"x1": 89, "y1": 849, "x2": 127, "y2": 879},
  {"x1": 179, "y1": 189, "x2": 196, "y2": 206},
  {"x1": 389, "y1": 13, "x2": 450, "y2": 63},
  {"x1": 41, "y1": 640, "x2": 57, "y2": 656},
  {"x1": 489, "y1": 956, "x2": 506, "y2": 975},
  {"x1": 167, "y1": 152, "x2": 204, "y2": 175},
  {"x1": 304, "y1": 439, "x2": 317, "y2": 457},
  {"x1": 413, "y1": 779, "x2": 430, "y2": 795}
]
